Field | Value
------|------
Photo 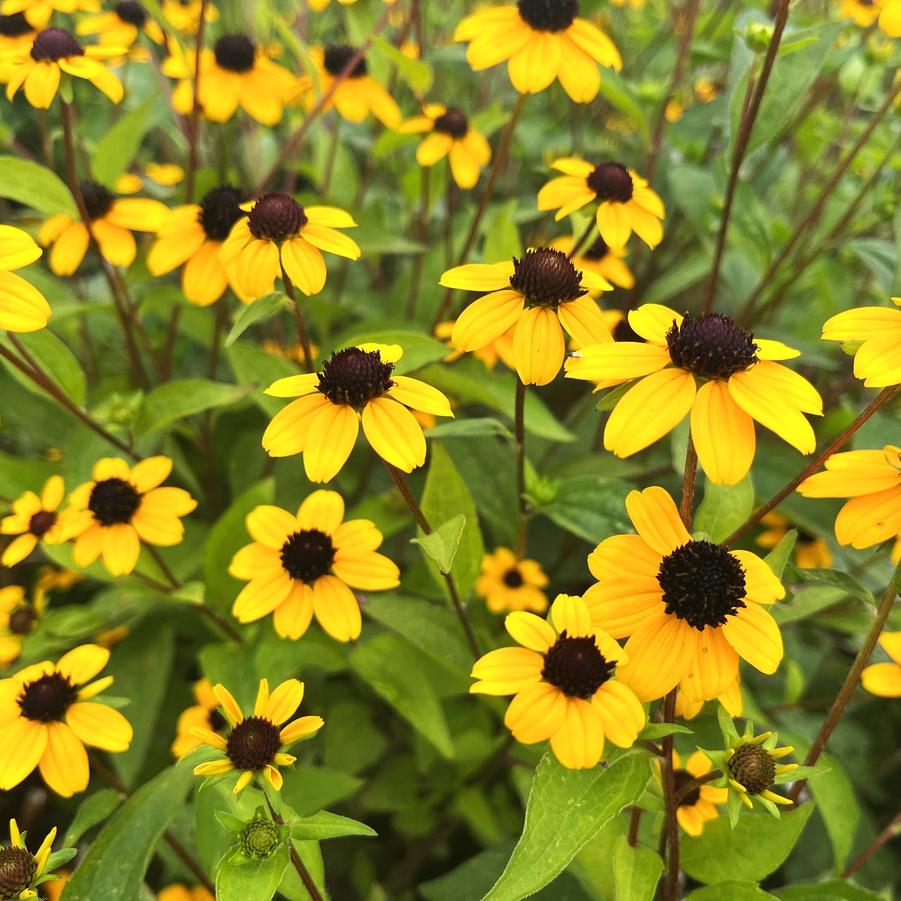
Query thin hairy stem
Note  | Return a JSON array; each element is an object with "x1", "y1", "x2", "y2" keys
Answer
[{"x1": 280, "y1": 267, "x2": 315, "y2": 372}]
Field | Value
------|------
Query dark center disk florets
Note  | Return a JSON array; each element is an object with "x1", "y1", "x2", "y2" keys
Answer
[
  {"x1": 226, "y1": 716, "x2": 282, "y2": 770},
  {"x1": 30, "y1": 28, "x2": 83, "y2": 61},
  {"x1": 541, "y1": 632, "x2": 614, "y2": 699},
  {"x1": 673, "y1": 769, "x2": 701, "y2": 807},
  {"x1": 581, "y1": 237, "x2": 610, "y2": 261},
  {"x1": 517, "y1": 0, "x2": 579, "y2": 32},
  {"x1": 80, "y1": 181, "x2": 115, "y2": 221},
  {"x1": 0, "y1": 13, "x2": 32, "y2": 37},
  {"x1": 666, "y1": 312, "x2": 758, "y2": 380},
  {"x1": 434, "y1": 107, "x2": 468, "y2": 139},
  {"x1": 28, "y1": 510, "x2": 56, "y2": 537},
  {"x1": 587, "y1": 162, "x2": 633, "y2": 203},
  {"x1": 317, "y1": 347, "x2": 394, "y2": 408},
  {"x1": 657, "y1": 540, "x2": 746, "y2": 630},
  {"x1": 208, "y1": 708, "x2": 226, "y2": 732},
  {"x1": 323, "y1": 44, "x2": 367, "y2": 77},
  {"x1": 8, "y1": 606, "x2": 37, "y2": 635},
  {"x1": 18, "y1": 672, "x2": 77, "y2": 722},
  {"x1": 247, "y1": 193, "x2": 306, "y2": 241},
  {"x1": 114, "y1": 1, "x2": 147, "y2": 26},
  {"x1": 502, "y1": 568, "x2": 524, "y2": 588},
  {"x1": 728, "y1": 743, "x2": 776, "y2": 794},
  {"x1": 509, "y1": 248, "x2": 586, "y2": 307},
  {"x1": 280, "y1": 529, "x2": 336, "y2": 583},
  {"x1": 0, "y1": 847, "x2": 36, "y2": 900},
  {"x1": 199, "y1": 185, "x2": 245, "y2": 240},
  {"x1": 214, "y1": 34, "x2": 256, "y2": 72},
  {"x1": 88, "y1": 477, "x2": 141, "y2": 526}
]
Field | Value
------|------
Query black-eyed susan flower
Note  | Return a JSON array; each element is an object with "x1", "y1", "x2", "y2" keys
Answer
[
  {"x1": 171, "y1": 677, "x2": 225, "y2": 758},
  {"x1": 1, "y1": 476, "x2": 72, "y2": 567},
  {"x1": 39, "y1": 181, "x2": 168, "y2": 275},
  {"x1": 475, "y1": 547, "x2": 548, "y2": 614},
  {"x1": 840, "y1": 0, "x2": 881, "y2": 26},
  {"x1": 0, "y1": 13, "x2": 34, "y2": 56},
  {"x1": 471, "y1": 594, "x2": 645, "y2": 769},
  {"x1": 161, "y1": 0, "x2": 217, "y2": 35},
  {"x1": 566, "y1": 304, "x2": 823, "y2": 485},
  {"x1": 148, "y1": 185, "x2": 247, "y2": 306},
  {"x1": 441, "y1": 248, "x2": 613, "y2": 386},
  {"x1": 0, "y1": 585, "x2": 44, "y2": 667},
  {"x1": 0, "y1": 644, "x2": 132, "y2": 796},
  {"x1": 435, "y1": 319, "x2": 515, "y2": 371},
  {"x1": 262, "y1": 344, "x2": 453, "y2": 481},
  {"x1": 756, "y1": 512, "x2": 832, "y2": 570},
  {"x1": 76, "y1": 1, "x2": 164, "y2": 47},
  {"x1": 219, "y1": 193, "x2": 360, "y2": 301},
  {"x1": 66, "y1": 456, "x2": 197, "y2": 577},
  {"x1": 583, "y1": 487, "x2": 785, "y2": 703},
  {"x1": 666, "y1": 750, "x2": 727, "y2": 836},
  {"x1": 229, "y1": 490, "x2": 399, "y2": 642},
  {"x1": 0, "y1": 0, "x2": 97, "y2": 29},
  {"x1": 399, "y1": 104, "x2": 491, "y2": 190},
  {"x1": 0, "y1": 818, "x2": 65, "y2": 901},
  {"x1": 192, "y1": 678, "x2": 323, "y2": 794},
  {"x1": 538, "y1": 158, "x2": 664, "y2": 248},
  {"x1": 550, "y1": 234, "x2": 634, "y2": 290},
  {"x1": 0, "y1": 225, "x2": 51, "y2": 333},
  {"x1": 798, "y1": 445, "x2": 901, "y2": 560},
  {"x1": 821, "y1": 296, "x2": 901, "y2": 387},
  {"x1": 453, "y1": 0, "x2": 621, "y2": 103},
  {"x1": 158, "y1": 886, "x2": 214, "y2": 901},
  {"x1": 862, "y1": 631, "x2": 901, "y2": 697}
]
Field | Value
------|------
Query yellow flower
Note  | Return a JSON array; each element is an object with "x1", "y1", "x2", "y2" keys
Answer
[
  {"x1": 665, "y1": 750, "x2": 728, "y2": 836},
  {"x1": 475, "y1": 547, "x2": 549, "y2": 613},
  {"x1": 471, "y1": 594, "x2": 645, "y2": 769},
  {"x1": 219, "y1": 194, "x2": 360, "y2": 301},
  {"x1": 538, "y1": 157, "x2": 665, "y2": 248},
  {"x1": 66, "y1": 456, "x2": 197, "y2": 576},
  {"x1": 262, "y1": 344, "x2": 453, "y2": 481},
  {"x1": 158, "y1": 886, "x2": 214, "y2": 901},
  {"x1": 840, "y1": 0, "x2": 881, "y2": 26},
  {"x1": 797, "y1": 445, "x2": 901, "y2": 558},
  {"x1": 441, "y1": 248, "x2": 613, "y2": 386},
  {"x1": 755, "y1": 512, "x2": 832, "y2": 569},
  {"x1": 171, "y1": 677, "x2": 224, "y2": 758},
  {"x1": 435, "y1": 319, "x2": 516, "y2": 371},
  {"x1": 565, "y1": 304, "x2": 823, "y2": 485},
  {"x1": 1, "y1": 475, "x2": 73, "y2": 567},
  {"x1": 549, "y1": 234, "x2": 634, "y2": 291},
  {"x1": 230, "y1": 490, "x2": 399, "y2": 642},
  {"x1": 76, "y1": 1, "x2": 164, "y2": 47},
  {"x1": 161, "y1": 0, "x2": 217, "y2": 35},
  {"x1": 694, "y1": 76, "x2": 719, "y2": 103},
  {"x1": 148, "y1": 185, "x2": 247, "y2": 306},
  {"x1": 610, "y1": 0, "x2": 644, "y2": 7},
  {"x1": 39, "y1": 181, "x2": 168, "y2": 275},
  {"x1": 192, "y1": 678, "x2": 323, "y2": 794},
  {"x1": 0, "y1": 0, "x2": 98, "y2": 29},
  {"x1": 144, "y1": 162, "x2": 184, "y2": 186},
  {"x1": 0, "y1": 13, "x2": 35, "y2": 58},
  {"x1": 0, "y1": 818, "x2": 59, "y2": 900},
  {"x1": 42, "y1": 869, "x2": 69, "y2": 901},
  {"x1": 33, "y1": 566, "x2": 81, "y2": 594},
  {"x1": 0, "y1": 585, "x2": 45, "y2": 668},
  {"x1": 0, "y1": 644, "x2": 132, "y2": 796},
  {"x1": 308, "y1": 0, "x2": 357, "y2": 9},
  {"x1": 878, "y1": 0, "x2": 901, "y2": 34},
  {"x1": 821, "y1": 296, "x2": 901, "y2": 387},
  {"x1": 398, "y1": 103, "x2": 491, "y2": 189},
  {"x1": 454, "y1": 1, "x2": 621, "y2": 103},
  {"x1": 584, "y1": 487, "x2": 785, "y2": 703},
  {"x1": 861, "y1": 631, "x2": 901, "y2": 697},
  {"x1": 676, "y1": 674, "x2": 742, "y2": 721},
  {"x1": 0, "y1": 225, "x2": 51, "y2": 333},
  {"x1": 262, "y1": 339, "x2": 318, "y2": 366}
]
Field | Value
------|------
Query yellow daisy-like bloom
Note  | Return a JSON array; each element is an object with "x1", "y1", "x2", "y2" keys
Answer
[
  {"x1": 878, "y1": 0, "x2": 901, "y2": 34},
  {"x1": 33, "y1": 566, "x2": 80, "y2": 595},
  {"x1": 756, "y1": 512, "x2": 832, "y2": 569},
  {"x1": 475, "y1": 547, "x2": 549, "y2": 614},
  {"x1": 66, "y1": 456, "x2": 197, "y2": 577},
  {"x1": 39, "y1": 181, "x2": 168, "y2": 276},
  {"x1": 441, "y1": 248, "x2": 613, "y2": 387},
  {"x1": 76, "y1": 1, "x2": 164, "y2": 47},
  {"x1": 566, "y1": 304, "x2": 823, "y2": 485},
  {"x1": 0, "y1": 644, "x2": 132, "y2": 796},
  {"x1": 144, "y1": 162, "x2": 184, "y2": 186},
  {"x1": 161, "y1": 0, "x2": 217, "y2": 35},
  {"x1": 171, "y1": 677, "x2": 224, "y2": 758},
  {"x1": 262, "y1": 344, "x2": 453, "y2": 481},
  {"x1": 0, "y1": 585, "x2": 45, "y2": 667},
  {"x1": 435, "y1": 320, "x2": 515, "y2": 371},
  {"x1": 798, "y1": 445, "x2": 901, "y2": 559},
  {"x1": 550, "y1": 234, "x2": 634, "y2": 291},
  {"x1": 229, "y1": 490, "x2": 399, "y2": 642},
  {"x1": 840, "y1": 0, "x2": 881, "y2": 26},
  {"x1": 191, "y1": 677, "x2": 324, "y2": 794},
  {"x1": 0, "y1": 13, "x2": 35, "y2": 58},
  {"x1": 821, "y1": 296, "x2": 901, "y2": 387},
  {"x1": 0, "y1": 0, "x2": 97, "y2": 29},
  {"x1": 158, "y1": 886, "x2": 214, "y2": 901},
  {"x1": 0, "y1": 225, "x2": 51, "y2": 333},
  {"x1": 538, "y1": 158, "x2": 664, "y2": 249},
  {"x1": 0, "y1": 818, "x2": 59, "y2": 901},
  {"x1": 453, "y1": 0, "x2": 621, "y2": 103},
  {"x1": 148, "y1": 185, "x2": 247, "y2": 306},
  {"x1": 675, "y1": 674, "x2": 742, "y2": 721},
  {"x1": 219, "y1": 194, "x2": 360, "y2": 302},
  {"x1": 725, "y1": 731, "x2": 796, "y2": 813},
  {"x1": 398, "y1": 104, "x2": 492, "y2": 190},
  {"x1": 1, "y1": 475, "x2": 72, "y2": 567},
  {"x1": 665, "y1": 750, "x2": 728, "y2": 837},
  {"x1": 861, "y1": 631, "x2": 901, "y2": 697},
  {"x1": 471, "y1": 594, "x2": 645, "y2": 769},
  {"x1": 584, "y1": 487, "x2": 786, "y2": 703}
]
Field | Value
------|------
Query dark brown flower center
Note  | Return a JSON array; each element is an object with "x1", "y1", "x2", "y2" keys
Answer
[
  {"x1": 666, "y1": 312, "x2": 758, "y2": 380},
  {"x1": 581, "y1": 236, "x2": 610, "y2": 261},
  {"x1": 728, "y1": 743, "x2": 776, "y2": 794},
  {"x1": 30, "y1": 28, "x2": 83, "y2": 61},
  {"x1": 80, "y1": 181, "x2": 115, "y2": 221},
  {"x1": 673, "y1": 768, "x2": 701, "y2": 807},
  {"x1": 502, "y1": 567, "x2": 524, "y2": 588},
  {"x1": 280, "y1": 529, "x2": 335, "y2": 583},
  {"x1": 587, "y1": 162, "x2": 633, "y2": 203},
  {"x1": 509, "y1": 248, "x2": 586, "y2": 308},
  {"x1": 8, "y1": 606, "x2": 37, "y2": 635},
  {"x1": 0, "y1": 13, "x2": 32, "y2": 37},
  {"x1": 88, "y1": 477, "x2": 141, "y2": 526},
  {"x1": 323, "y1": 44, "x2": 367, "y2": 77},
  {"x1": 517, "y1": 0, "x2": 578, "y2": 32},
  {"x1": 115, "y1": 1, "x2": 147, "y2": 26},
  {"x1": 226, "y1": 716, "x2": 281, "y2": 771},
  {"x1": 18, "y1": 672, "x2": 77, "y2": 722},
  {"x1": 28, "y1": 510, "x2": 56, "y2": 537},
  {"x1": 541, "y1": 632, "x2": 614, "y2": 699},
  {"x1": 199, "y1": 185, "x2": 245, "y2": 241},
  {"x1": 434, "y1": 107, "x2": 468, "y2": 139},
  {"x1": 0, "y1": 847, "x2": 36, "y2": 900},
  {"x1": 247, "y1": 193, "x2": 306, "y2": 242},
  {"x1": 208, "y1": 708, "x2": 226, "y2": 732},
  {"x1": 214, "y1": 34, "x2": 255, "y2": 73},
  {"x1": 317, "y1": 347, "x2": 394, "y2": 408}
]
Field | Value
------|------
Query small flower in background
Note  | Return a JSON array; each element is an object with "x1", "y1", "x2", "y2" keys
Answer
[
  {"x1": 171, "y1": 677, "x2": 226, "y2": 758},
  {"x1": 454, "y1": 0, "x2": 621, "y2": 103},
  {"x1": 550, "y1": 234, "x2": 635, "y2": 291},
  {"x1": 861, "y1": 632, "x2": 901, "y2": 697},
  {"x1": 262, "y1": 344, "x2": 453, "y2": 481},
  {"x1": 192, "y1": 678, "x2": 323, "y2": 794},
  {"x1": 1, "y1": 0, "x2": 98, "y2": 30},
  {"x1": 0, "y1": 818, "x2": 69, "y2": 901},
  {"x1": 0, "y1": 644, "x2": 133, "y2": 796},
  {"x1": 435, "y1": 320, "x2": 516, "y2": 371},
  {"x1": 0, "y1": 585, "x2": 44, "y2": 667},
  {"x1": 76, "y1": 1, "x2": 165, "y2": 48},
  {"x1": 158, "y1": 885, "x2": 214, "y2": 901},
  {"x1": 756, "y1": 512, "x2": 832, "y2": 569},
  {"x1": 471, "y1": 594, "x2": 645, "y2": 769},
  {"x1": 116, "y1": 163, "x2": 185, "y2": 195},
  {"x1": 1, "y1": 475, "x2": 72, "y2": 567},
  {"x1": 230, "y1": 490, "x2": 399, "y2": 642},
  {"x1": 538, "y1": 158, "x2": 664, "y2": 248},
  {"x1": 399, "y1": 104, "x2": 492, "y2": 189},
  {"x1": 694, "y1": 76, "x2": 719, "y2": 103},
  {"x1": 664, "y1": 750, "x2": 727, "y2": 836},
  {"x1": 821, "y1": 296, "x2": 901, "y2": 387},
  {"x1": 66, "y1": 456, "x2": 197, "y2": 576},
  {"x1": 0, "y1": 225, "x2": 51, "y2": 333},
  {"x1": 160, "y1": 0, "x2": 217, "y2": 35},
  {"x1": 33, "y1": 566, "x2": 81, "y2": 595},
  {"x1": 475, "y1": 547, "x2": 549, "y2": 614}
]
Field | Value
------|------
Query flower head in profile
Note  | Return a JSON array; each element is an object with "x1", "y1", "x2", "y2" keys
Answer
[
  {"x1": 66, "y1": 456, "x2": 197, "y2": 576},
  {"x1": 0, "y1": 644, "x2": 132, "y2": 796},
  {"x1": 538, "y1": 158, "x2": 664, "y2": 248},
  {"x1": 0, "y1": 818, "x2": 66, "y2": 901},
  {"x1": 550, "y1": 234, "x2": 634, "y2": 291},
  {"x1": 399, "y1": 104, "x2": 491, "y2": 189},
  {"x1": 663, "y1": 750, "x2": 727, "y2": 836},
  {"x1": 821, "y1": 296, "x2": 901, "y2": 387},
  {"x1": 862, "y1": 631, "x2": 901, "y2": 698},
  {"x1": 441, "y1": 248, "x2": 613, "y2": 386},
  {"x1": 584, "y1": 487, "x2": 785, "y2": 703},
  {"x1": 476, "y1": 547, "x2": 548, "y2": 614},
  {"x1": 192, "y1": 678, "x2": 323, "y2": 794},
  {"x1": 230, "y1": 490, "x2": 399, "y2": 642},
  {"x1": 1, "y1": 475, "x2": 73, "y2": 567},
  {"x1": 219, "y1": 194, "x2": 360, "y2": 301},
  {"x1": 454, "y1": 1, "x2": 621, "y2": 103},
  {"x1": 171, "y1": 677, "x2": 226, "y2": 759},
  {"x1": 566, "y1": 304, "x2": 823, "y2": 485},
  {"x1": 1, "y1": 0, "x2": 98, "y2": 30},
  {"x1": 76, "y1": 2, "x2": 164, "y2": 47},
  {"x1": 756, "y1": 512, "x2": 832, "y2": 570},
  {"x1": 262, "y1": 344, "x2": 453, "y2": 482},
  {"x1": 471, "y1": 594, "x2": 645, "y2": 769},
  {"x1": 0, "y1": 225, "x2": 50, "y2": 333},
  {"x1": 0, "y1": 586, "x2": 45, "y2": 668}
]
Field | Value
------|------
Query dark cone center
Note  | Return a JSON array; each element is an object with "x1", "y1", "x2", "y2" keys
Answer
[
  {"x1": 541, "y1": 632, "x2": 614, "y2": 699},
  {"x1": 280, "y1": 529, "x2": 336, "y2": 583},
  {"x1": 0, "y1": 847, "x2": 36, "y2": 899},
  {"x1": 434, "y1": 108, "x2": 468, "y2": 139},
  {"x1": 323, "y1": 44, "x2": 367, "y2": 77},
  {"x1": 0, "y1": 13, "x2": 32, "y2": 37},
  {"x1": 8, "y1": 606, "x2": 37, "y2": 635},
  {"x1": 28, "y1": 510, "x2": 56, "y2": 537},
  {"x1": 502, "y1": 567, "x2": 524, "y2": 588},
  {"x1": 88, "y1": 477, "x2": 141, "y2": 526},
  {"x1": 728, "y1": 743, "x2": 776, "y2": 794},
  {"x1": 30, "y1": 28, "x2": 83, "y2": 61},
  {"x1": 18, "y1": 672, "x2": 77, "y2": 722},
  {"x1": 199, "y1": 185, "x2": 245, "y2": 241},
  {"x1": 80, "y1": 181, "x2": 115, "y2": 221},
  {"x1": 226, "y1": 716, "x2": 282, "y2": 771},
  {"x1": 509, "y1": 247, "x2": 586, "y2": 307},
  {"x1": 666, "y1": 313, "x2": 758, "y2": 380},
  {"x1": 517, "y1": 0, "x2": 579, "y2": 31},
  {"x1": 587, "y1": 162, "x2": 634, "y2": 203},
  {"x1": 581, "y1": 236, "x2": 610, "y2": 261},
  {"x1": 214, "y1": 34, "x2": 255, "y2": 73},
  {"x1": 208, "y1": 708, "x2": 226, "y2": 732},
  {"x1": 317, "y1": 347, "x2": 394, "y2": 408},
  {"x1": 673, "y1": 768, "x2": 701, "y2": 807},
  {"x1": 114, "y1": 1, "x2": 147, "y2": 26},
  {"x1": 248, "y1": 193, "x2": 306, "y2": 241}
]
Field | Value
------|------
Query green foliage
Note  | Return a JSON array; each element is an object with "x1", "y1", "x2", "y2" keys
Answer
[{"x1": 0, "y1": 156, "x2": 76, "y2": 215}]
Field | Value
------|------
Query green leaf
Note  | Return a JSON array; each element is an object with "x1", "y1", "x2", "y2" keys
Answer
[
  {"x1": 225, "y1": 293, "x2": 291, "y2": 347},
  {"x1": 776, "y1": 879, "x2": 886, "y2": 900},
  {"x1": 597, "y1": 70, "x2": 649, "y2": 141},
  {"x1": 763, "y1": 530, "x2": 797, "y2": 578},
  {"x1": 806, "y1": 751, "x2": 860, "y2": 873},
  {"x1": 483, "y1": 200, "x2": 522, "y2": 263},
  {"x1": 279, "y1": 765, "x2": 363, "y2": 817},
  {"x1": 686, "y1": 883, "x2": 780, "y2": 900},
  {"x1": 289, "y1": 811, "x2": 376, "y2": 841},
  {"x1": 134, "y1": 379, "x2": 252, "y2": 438},
  {"x1": 226, "y1": 341, "x2": 297, "y2": 415},
  {"x1": 538, "y1": 476, "x2": 632, "y2": 544},
  {"x1": 411, "y1": 514, "x2": 466, "y2": 574},
  {"x1": 64, "y1": 790, "x2": 122, "y2": 846},
  {"x1": 426, "y1": 418, "x2": 513, "y2": 440},
  {"x1": 0, "y1": 450, "x2": 55, "y2": 498},
  {"x1": 612, "y1": 835, "x2": 663, "y2": 901},
  {"x1": 695, "y1": 474, "x2": 754, "y2": 543},
  {"x1": 372, "y1": 36, "x2": 432, "y2": 92},
  {"x1": 483, "y1": 750, "x2": 652, "y2": 901},
  {"x1": 3, "y1": 331, "x2": 86, "y2": 406},
  {"x1": 90, "y1": 99, "x2": 158, "y2": 188},
  {"x1": 216, "y1": 845, "x2": 289, "y2": 901},
  {"x1": 791, "y1": 569, "x2": 875, "y2": 606},
  {"x1": 638, "y1": 723, "x2": 694, "y2": 741},
  {"x1": 0, "y1": 156, "x2": 76, "y2": 215}
]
